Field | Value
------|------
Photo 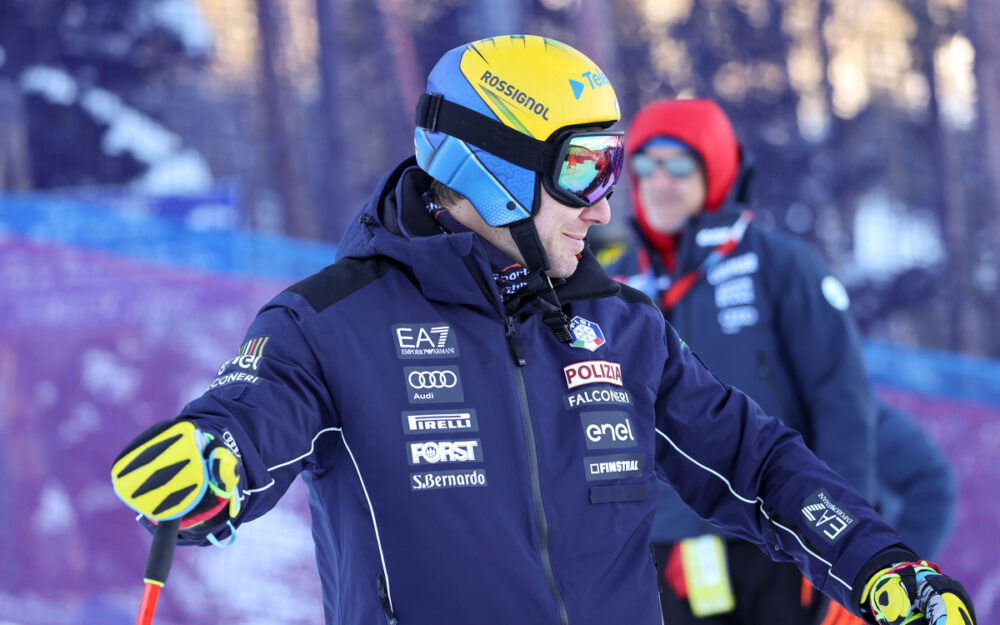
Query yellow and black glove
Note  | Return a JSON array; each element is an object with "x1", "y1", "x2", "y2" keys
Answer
[
  {"x1": 862, "y1": 560, "x2": 975, "y2": 625},
  {"x1": 111, "y1": 419, "x2": 242, "y2": 544}
]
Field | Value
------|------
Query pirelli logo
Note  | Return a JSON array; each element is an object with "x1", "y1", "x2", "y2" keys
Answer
[{"x1": 401, "y1": 410, "x2": 478, "y2": 435}]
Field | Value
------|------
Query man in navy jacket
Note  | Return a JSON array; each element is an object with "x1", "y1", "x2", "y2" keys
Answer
[
  {"x1": 602, "y1": 98, "x2": 961, "y2": 625},
  {"x1": 111, "y1": 37, "x2": 974, "y2": 625},
  {"x1": 602, "y1": 98, "x2": 880, "y2": 624}
]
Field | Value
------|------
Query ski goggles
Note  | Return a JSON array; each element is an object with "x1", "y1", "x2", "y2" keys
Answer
[
  {"x1": 545, "y1": 130, "x2": 625, "y2": 207},
  {"x1": 631, "y1": 152, "x2": 700, "y2": 179},
  {"x1": 416, "y1": 93, "x2": 624, "y2": 211}
]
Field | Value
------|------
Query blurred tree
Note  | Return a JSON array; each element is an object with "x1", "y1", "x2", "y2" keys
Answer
[
  {"x1": 912, "y1": 0, "x2": 975, "y2": 352},
  {"x1": 0, "y1": 82, "x2": 34, "y2": 189},
  {"x1": 966, "y1": 0, "x2": 1000, "y2": 355},
  {"x1": 255, "y1": 0, "x2": 315, "y2": 238}
]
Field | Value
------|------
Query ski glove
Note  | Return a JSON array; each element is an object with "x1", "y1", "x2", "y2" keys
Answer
[
  {"x1": 861, "y1": 561, "x2": 975, "y2": 625},
  {"x1": 111, "y1": 419, "x2": 242, "y2": 543}
]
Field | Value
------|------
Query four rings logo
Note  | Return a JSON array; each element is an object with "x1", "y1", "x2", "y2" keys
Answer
[
  {"x1": 404, "y1": 366, "x2": 464, "y2": 404},
  {"x1": 408, "y1": 370, "x2": 458, "y2": 389}
]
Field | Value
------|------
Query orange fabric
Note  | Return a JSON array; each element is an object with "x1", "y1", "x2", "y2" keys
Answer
[
  {"x1": 817, "y1": 600, "x2": 865, "y2": 625},
  {"x1": 801, "y1": 575, "x2": 814, "y2": 608}
]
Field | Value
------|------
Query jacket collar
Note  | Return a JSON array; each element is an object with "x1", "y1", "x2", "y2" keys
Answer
[
  {"x1": 632, "y1": 208, "x2": 750, "y2": 276},
  {"x1": 341, "y1": 157, "x2": 621, "y2": 310}
]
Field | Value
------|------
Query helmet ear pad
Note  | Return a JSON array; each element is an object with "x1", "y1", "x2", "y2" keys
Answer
[{"x1": 415, "y1": 126, "x2": 537, "y2": 227}]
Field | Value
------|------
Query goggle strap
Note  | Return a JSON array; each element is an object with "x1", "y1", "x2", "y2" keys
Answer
[
  {"x1": 416, "y1": 93, "x2": 556, "y2": 174},
  {"x1": 509, "y1": 219, "x2": 550, "y2": 272}
]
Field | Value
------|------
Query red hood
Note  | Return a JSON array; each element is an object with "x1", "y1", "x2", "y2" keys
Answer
[{"x1": 627, "y1": 99, "x2": 741, "y2": 246}]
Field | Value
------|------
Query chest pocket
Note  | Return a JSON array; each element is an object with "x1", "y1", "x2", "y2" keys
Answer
[{"x1": 589, "y1": 483, "x2": 648, "y2": 504}]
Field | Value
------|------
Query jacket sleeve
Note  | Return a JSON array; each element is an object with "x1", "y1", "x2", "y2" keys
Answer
[
  {"x1": 766, "y1": 235, "x2": 878, "y2": 499},
  {"x1": 178, "y1": 291, "x2": 340, "y2": 532},
  {"x1": 875, "y1": 403, "x2": 956, "y2": 558},
  {"x1": 652, "y1": 322, "x2": 907, "y2": 613}
]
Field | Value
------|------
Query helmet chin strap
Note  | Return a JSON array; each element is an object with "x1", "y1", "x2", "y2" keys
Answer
[{"x1": 508, "y1": 219, "x2": 573, "y2": 343}]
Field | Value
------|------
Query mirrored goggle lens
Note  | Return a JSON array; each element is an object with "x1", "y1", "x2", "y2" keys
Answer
[
  {"x1": 556, "y1": 134, "x2": 625, "y2": 205},
  {"x1": 631, "y1": 153, "x2": 698, "y2": 179}
]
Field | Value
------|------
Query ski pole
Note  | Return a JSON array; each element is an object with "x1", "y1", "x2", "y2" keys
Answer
[{"x1": 136, "y1": 518, "x2": 180, "y2": 625}]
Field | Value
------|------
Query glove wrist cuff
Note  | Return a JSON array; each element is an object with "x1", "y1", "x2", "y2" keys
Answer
[{"x1": 851, "y1": 546, "x2": 919, "y2": 620}]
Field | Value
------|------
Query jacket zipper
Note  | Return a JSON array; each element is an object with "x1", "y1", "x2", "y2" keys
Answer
[
  {"x1": 504, "y1": 314, "x2": 571, "y2": 625},
  {"x1": 460, "y1": 254, "x2": 570, "y2": 625},
  {"x1": 377, "y1": 572, "x2": 397, "y2": 625}
]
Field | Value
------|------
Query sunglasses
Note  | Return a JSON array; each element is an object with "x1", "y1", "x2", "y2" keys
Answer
[
  {"x1": 547, "y1": 131, "x2": 625, "y2": 207},
  {"x1": 631, "y1": 153, "x2": 699, "y2": 179}
]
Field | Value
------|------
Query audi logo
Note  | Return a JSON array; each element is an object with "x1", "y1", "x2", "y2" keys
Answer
[{"x1": 408, "y1": 370, "x2": 458, "y2": 389}]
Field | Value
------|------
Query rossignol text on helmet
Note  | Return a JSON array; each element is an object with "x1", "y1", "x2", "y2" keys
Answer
[{"x1": 414, "y1": 35, "x2": 624, "y2": 227}]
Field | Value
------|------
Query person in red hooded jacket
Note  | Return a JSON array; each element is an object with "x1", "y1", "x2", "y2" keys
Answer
[{"x1": 602, "y1": 98, "x2": 884, "y2": 625}]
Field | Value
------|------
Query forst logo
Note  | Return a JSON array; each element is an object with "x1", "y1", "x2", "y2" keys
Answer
[
  {"x1": 563, "y1": 360, "x2": 623, "y2": 389},
  {"x1": 408, "y1": 440, "x2": 482, "y2": 465}
]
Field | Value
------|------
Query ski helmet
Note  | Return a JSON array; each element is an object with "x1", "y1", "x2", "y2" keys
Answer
[{"x1": 415, "y1": 35, "x2": 623, "y2": 227}]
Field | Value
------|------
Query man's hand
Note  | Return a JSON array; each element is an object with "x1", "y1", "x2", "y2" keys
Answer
[
  {"x1": 111, "y1": 419, "x2": 242, "y2": 541},
  {"x1": 862, "y1": 561, "x2": 975, "y2": 625}
]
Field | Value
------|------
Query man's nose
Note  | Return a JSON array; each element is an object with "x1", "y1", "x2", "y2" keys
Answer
[{"x1": 581, "y1": 197, "x2": 612, "y2": 225}]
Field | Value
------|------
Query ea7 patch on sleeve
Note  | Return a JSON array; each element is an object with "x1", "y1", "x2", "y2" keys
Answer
[{"x1": 800, "y1": 489, "x2": 855, "y2": 544}]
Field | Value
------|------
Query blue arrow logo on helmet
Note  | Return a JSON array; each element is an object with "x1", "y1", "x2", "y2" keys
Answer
[{"x1": 569, "y1": 79, "x2": 585, "y2": 99}]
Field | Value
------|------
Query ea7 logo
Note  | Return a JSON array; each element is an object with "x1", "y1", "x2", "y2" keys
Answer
[
  {"x1": 393, "y1": 323, "x2": 459, "y2": 359},
  {"x1": 800, "y1": 489, "x2": 855, "y2": 544},
  {"x1": 563, "y1": 360, "x2": 623, "y2": 389},
  {"x1": 408, "y1": 440, "x2": 483, "y2": 465}
]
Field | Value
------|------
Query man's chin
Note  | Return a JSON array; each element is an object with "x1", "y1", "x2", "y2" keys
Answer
[{"x1": 549, "y1": 257, "x2": 580, "y2": 279}]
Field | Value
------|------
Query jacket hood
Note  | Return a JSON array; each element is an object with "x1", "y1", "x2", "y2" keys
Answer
[{"x1": 337, "y1": 156, "x2": 620, "y2": 308}]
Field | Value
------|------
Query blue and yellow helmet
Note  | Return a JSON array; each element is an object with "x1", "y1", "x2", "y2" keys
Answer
[{"x1": 415, "y1": 35, "x2": 622, "y2": 226}]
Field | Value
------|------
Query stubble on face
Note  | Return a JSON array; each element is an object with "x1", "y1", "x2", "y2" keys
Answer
[{"x1": 441, "y1": 188, "x2": 610, "y2": 280}]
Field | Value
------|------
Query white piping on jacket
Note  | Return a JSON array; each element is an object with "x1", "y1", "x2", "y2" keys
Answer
[
  {"x1": 655, "y1": 427, "x2": 852, "y2": 591},
  {"x1": 239, "y1": 425, "x2": 394, "y2": 612}
]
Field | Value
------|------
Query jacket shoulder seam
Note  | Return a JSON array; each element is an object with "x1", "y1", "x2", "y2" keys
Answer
[
  {"x1": 615, "y1": 283, "x2": 657, "y2": 308},
  {"x1": 285, "y1": 256, "x2": 398, "y2": 313}
]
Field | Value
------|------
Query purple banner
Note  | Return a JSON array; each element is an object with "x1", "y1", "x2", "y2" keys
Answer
[{"x1": 0, "y1": 239, "x2": 322, "y2": 625}]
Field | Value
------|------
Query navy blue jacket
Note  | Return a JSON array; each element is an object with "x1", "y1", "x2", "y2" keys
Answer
[
  {"x1": 179, "y1": 158, "x2": 907, "y2": 625},
  {"x1": 603, "y1": 209, "x2": 878, "y2": 544}
]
